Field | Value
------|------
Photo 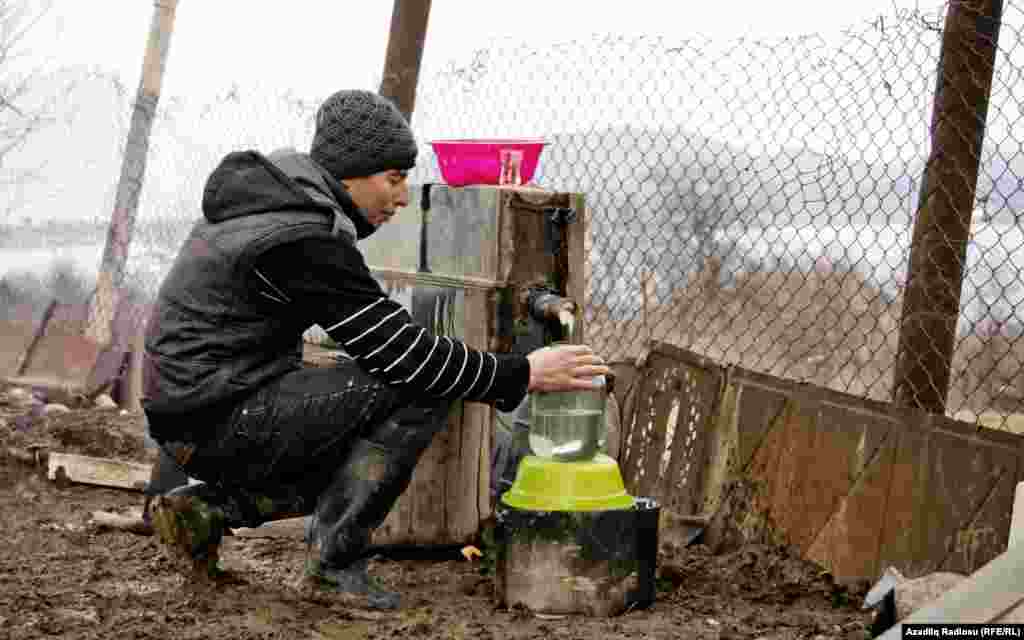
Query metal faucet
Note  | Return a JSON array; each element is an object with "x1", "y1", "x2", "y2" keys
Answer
[{"x1": 525, "y1": 286, "x2": 577, "y2": 342}]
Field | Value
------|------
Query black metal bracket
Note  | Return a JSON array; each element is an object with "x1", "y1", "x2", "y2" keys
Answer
[
  {"x1": 543, "y1": 206, "x2": 576, "y2": 256},
  {"x1": 418, "y1": 183, "x2": 433, "y2": 273}
]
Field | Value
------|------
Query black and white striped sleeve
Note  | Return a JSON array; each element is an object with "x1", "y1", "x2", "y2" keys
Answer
[{"x1": 251, "y1": 236, "x2": 530, "y2": 411}]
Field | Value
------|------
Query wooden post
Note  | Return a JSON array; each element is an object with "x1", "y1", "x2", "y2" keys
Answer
[
  {"x1": 124, "y1": 318, "x2": 147, "y2": 412},
  {"x1": 641, "y1": 268, "x2": 654, "y2": 348},
  {"x1": 13, "y1": 298, "x2": 56, "y2": 376},
  {"x1": 86, "y1": 0, "x2": 179, "y2": 346},
  {"x1": 379, "y1": 0, "x2": 432, "y2": 121},
  {"x1": 892, "y1": 0, "x2": 1003, "y2": 413}
]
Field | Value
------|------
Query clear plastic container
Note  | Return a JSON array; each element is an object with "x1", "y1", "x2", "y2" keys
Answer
[{"x1": 528, "y1": 376, "x2": 607, "y2": 462}]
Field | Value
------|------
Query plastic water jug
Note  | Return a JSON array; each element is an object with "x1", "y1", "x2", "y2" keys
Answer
[{"x1": 528, "y1": 376, "x2": 607, "y2": 462}]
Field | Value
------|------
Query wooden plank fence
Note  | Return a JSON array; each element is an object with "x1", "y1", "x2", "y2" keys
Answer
[{"x1": 611, "y1": 342, "x2": 1024, "y2": 583}]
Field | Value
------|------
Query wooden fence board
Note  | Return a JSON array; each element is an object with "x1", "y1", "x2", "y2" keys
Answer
[
  {"x1": 938, "y1": 446, "x2": 1016, "y2": 576},
  {"x1": 411, "y1": 422, "x2": 448, "y2": 543},
  {"x1": 928, "y1": 424, "x2": 1016, "y2": 575},
  {"x1": 612, "y1": 364, "x2": 645, "y2": 464},
  {"x1": 734, "y1": 380, "x2": 789, "y2": 475},
  {"x1": 434, "y1": 405, "x2": 487, "y2": 543},
  {"x1": 441, "y1": 400, "x2": 466, "y2": 538},
  {"x1": 47, "y1": 452, "x2": 151, "y2": 491},
  {"x1": 787, "y1": 403, "x2": 897, "y2": 555},
  {"x1": 620, "y1": 368, "x2": 657, "y2": 495},
  {"x1": 743, "y1": 394, "x2": 791, "y2": 528},
  {"x1": 638, "y1": 357, "x2": 675, "y2": 498},
  {"x1": 701, "y1": 380, "x2": 740, "y2": 516},
  {"x1": 922, "y1": 427, "x2": 1002, "y2": 575},
  {"x1": 804, "y1": 427, "x2": 898, "y2": 582},
  {"x1": 659, "y1": 364, "x2": 718, "y2": 516},
  {"x1": 872, "y1": 420, "x2": 930, "y2": 577},
  {"x1": 770, "y1": 389, "x2": 826, "y2": 551}
]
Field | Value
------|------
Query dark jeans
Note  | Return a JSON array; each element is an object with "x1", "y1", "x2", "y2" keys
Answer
[{"x1": 157, "y1": 356, "x2": 451, "y2": 568}]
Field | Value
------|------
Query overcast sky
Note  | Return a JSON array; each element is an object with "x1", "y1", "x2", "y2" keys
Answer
[
  {"x1": 5, "y1": 0, "x2": 983, "y2": 232},
  {"x1": 23, "y1": 0, "x2": 941, "y2": 101},
  {"x1": 9, "y1": 0, "x2": 1024, "y2": 317}
]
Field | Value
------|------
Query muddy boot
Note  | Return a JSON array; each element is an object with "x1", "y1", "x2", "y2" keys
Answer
[
  {"x1": 151, "y1": 489, "x2": 227, "y2": 581},
  {"x1": 154, "y1": 480, "x2": 313, "y2": 581},
  {"x1": 303, "y1": 557, "x2": 401, "y2": 609},
  {"x1": 305, "y1": 436, "x2": 410, "y2": 608},
  {"x1": 306, "y1": 405, "x2": 449, "y2": 608},
  {"x1": 143, "y1": 446, "x2": 192, "y2": 527}
]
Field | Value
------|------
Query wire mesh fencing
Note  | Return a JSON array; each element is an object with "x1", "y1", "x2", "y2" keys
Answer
[
  {"x1": 1, "y1": 69, "x2": 324, "y2": 356},
  {"x1": 408, "y1": 0, "x2": 1024, "y2": 425},
  {"x1": 3, "y1": 1, "x2": 1024, "y2": 426}
]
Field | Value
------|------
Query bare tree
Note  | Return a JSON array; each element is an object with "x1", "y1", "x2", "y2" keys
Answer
[{"x1": 0, "y1": 0, "x2": 52, "y2": 215}]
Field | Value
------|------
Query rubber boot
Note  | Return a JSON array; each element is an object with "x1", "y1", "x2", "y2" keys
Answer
[
  {"x1": 142, "y1": 446, "x2": 191, "y2": 528},
  {"x1": 151, "y1": 487, "x2": 227, "y2": 581},
  {"x1": 152, "y1": 481, "x2": 310, "y2": 580},
  {"x1": 304, "y1": 557, "x2": 401, "y2": 610},
  {"x1": 304, "y1": 403, "x2": 450, "y2": 609},
  {"x1": 301, "y1": 435, "x2": 412, "y2": 609}
]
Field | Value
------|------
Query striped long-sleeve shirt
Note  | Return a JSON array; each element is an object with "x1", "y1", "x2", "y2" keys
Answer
[{"x1": 253, "y1": 236, "x2": 531, "y2": 412}]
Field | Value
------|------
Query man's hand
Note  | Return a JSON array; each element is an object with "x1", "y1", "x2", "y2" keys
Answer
[{"x1": 526, "y1": 344, "x2": 611, "y2": 393}]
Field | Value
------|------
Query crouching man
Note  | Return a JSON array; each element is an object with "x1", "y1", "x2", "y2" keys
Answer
[{"x1": 141, "y1": 89, "x2": 609, "y2": 609}]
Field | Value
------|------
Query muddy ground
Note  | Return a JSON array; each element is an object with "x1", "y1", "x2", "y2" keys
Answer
[{"x1": 0, "y1": 387, "x2": 877, "y2": 640}]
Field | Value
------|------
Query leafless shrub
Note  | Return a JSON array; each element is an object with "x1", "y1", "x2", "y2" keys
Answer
[{"x1": 0, "y1": 0, "x2": 53, "y2": 208}]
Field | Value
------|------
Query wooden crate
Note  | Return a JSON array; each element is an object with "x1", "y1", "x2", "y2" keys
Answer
[{"x1": 359, "y1": 183, "x2": 588, "y2": 545}]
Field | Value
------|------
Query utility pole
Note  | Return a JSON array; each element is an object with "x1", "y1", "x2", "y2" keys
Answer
[
  {"x1": 892, "y1": 0, "x2": 1003, "y2": 413},
  {"x1": 380, "y1": 0, "x2": 434, "y2": 349},
  {"x1": 86, "y1": 0, "x2": 179, "y2": 346},
  {"x1": 379, "y1": 0, "x2": 432, "y2": 121}
]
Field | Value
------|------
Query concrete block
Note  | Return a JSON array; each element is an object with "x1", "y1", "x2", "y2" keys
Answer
[{"x1": 1009, "y1": 481, "x2": 1024, "y2": 549}]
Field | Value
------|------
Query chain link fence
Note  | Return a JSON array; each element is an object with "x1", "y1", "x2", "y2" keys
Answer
[
  {"x1": 3, "y1": 1, "x2": 1024, "y2": 425},
  {"x1": 408, "y1": 0, "x2": 1024, "y2": 425}
]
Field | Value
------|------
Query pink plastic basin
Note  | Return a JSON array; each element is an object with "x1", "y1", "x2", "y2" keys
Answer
[{"x1": 430, "y1": 139, "x2": 547, "y2": 187}]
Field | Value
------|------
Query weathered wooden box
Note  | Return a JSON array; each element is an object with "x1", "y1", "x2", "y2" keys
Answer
[{"x1": 346, "y1": 183, "x2": 589, "y2": 546}]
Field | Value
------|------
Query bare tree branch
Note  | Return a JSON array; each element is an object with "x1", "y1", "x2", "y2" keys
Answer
[{"x1": 0, "y1": 0, "x2": 53, "y2": 217}]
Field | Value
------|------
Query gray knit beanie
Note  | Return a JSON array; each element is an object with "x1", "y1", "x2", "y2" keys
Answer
[{"x1": 310, "y1": 90, "x2": 418, "y2": 180}]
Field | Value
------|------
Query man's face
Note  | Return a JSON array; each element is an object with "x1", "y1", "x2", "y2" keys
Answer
[{"x1": 342, "y1": 170, "x2": 410, "y2": 226}]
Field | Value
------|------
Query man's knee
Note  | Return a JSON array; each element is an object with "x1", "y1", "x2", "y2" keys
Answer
[
  {"x1": 344, "y1": 439, "x2": 392, "y2": 484},
  {"x1": 362, "y1": 408, "x2": 448, "y2": 466}
]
